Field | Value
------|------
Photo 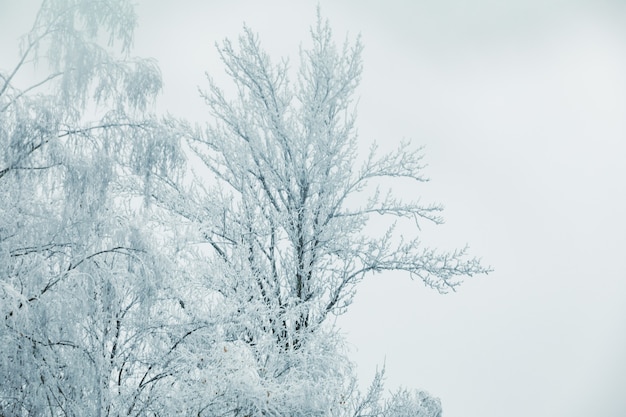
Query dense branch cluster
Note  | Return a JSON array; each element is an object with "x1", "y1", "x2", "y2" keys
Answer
[
  {"x1": 184, "y1": 10, "x2": 487, "y2": 355},
  {"x1": 1, "y1": 2, "x2": 488, "y2": 416}
]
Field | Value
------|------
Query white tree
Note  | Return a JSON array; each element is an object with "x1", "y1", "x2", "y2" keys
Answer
[
  {"x1": 153, "y1": 11, "x2": 490, "y2": 417},
  {"x1": 0, "y1": 3, "x2": 489, "y2": 415},
  {"x1": 0, "y1": 1, "x2": 181, "y2": 415},
  {"x1": 383, "y1": 388, "x2": 442, "y2": 417}
]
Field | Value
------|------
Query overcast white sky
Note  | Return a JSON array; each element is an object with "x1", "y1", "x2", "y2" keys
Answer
[{"x1": 3, "y1": 1, "x2": 626, "y2": 416}]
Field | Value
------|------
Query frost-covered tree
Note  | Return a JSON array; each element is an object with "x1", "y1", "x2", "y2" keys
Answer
[
  {"x1": 154, "y1": 10, "x2": 490, "y2": 417},
  {"x1": 0, "y1": 2, "x2": 488, "y2": 414},
  {"x1": 0, "y1": 1, "x2": 180, "y2": 415},
  {"x1": 383, "y1": 388, "x2": 442, "y2": 417},
  {"x1": 346, "y1": 370, "x2": 442, "y2": 417}
]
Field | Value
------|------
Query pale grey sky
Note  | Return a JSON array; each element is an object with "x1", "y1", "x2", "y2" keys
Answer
[{"x1": 2, "y1": 1, "x2": 625, "y2": 416}]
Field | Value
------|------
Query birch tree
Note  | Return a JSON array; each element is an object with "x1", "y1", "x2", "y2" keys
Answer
[
  {"x1": 161, "y1": 11, "x2": 490, "y2": 417},
  {"x1": 0, "y1": 1, "x2": 180, "y2": 415}
]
